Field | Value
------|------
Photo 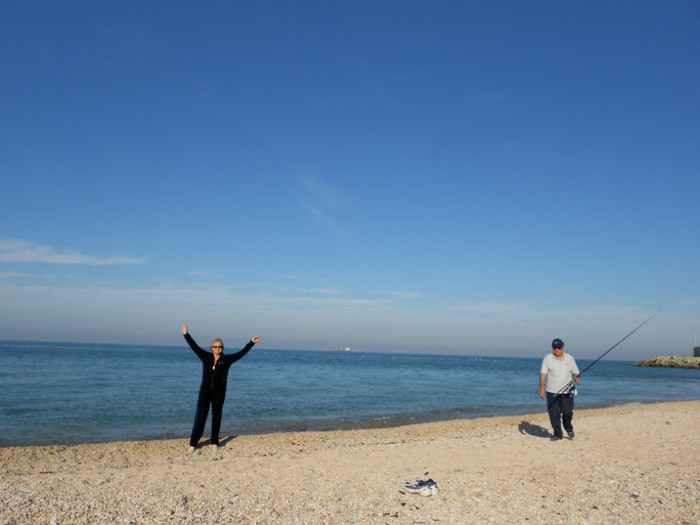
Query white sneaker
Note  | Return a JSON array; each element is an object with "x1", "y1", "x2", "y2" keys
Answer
[
  {"x1": 404, "y1": 479, "x2": 438, "y2": 496},
  {"x1": 187, "y1": 446, "x2": 196, "y2": 454},
  {"x1": 212, "y1": 444, "x2": 220, "y2": 453}
]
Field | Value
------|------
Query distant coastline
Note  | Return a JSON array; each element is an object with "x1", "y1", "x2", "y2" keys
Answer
[{"x1": 634, "y1": 356, "x2": 700, "y2": 369}]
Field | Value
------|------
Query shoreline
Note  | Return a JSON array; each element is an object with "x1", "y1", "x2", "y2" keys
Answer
[
  {"x1": 4, "y1": 397, "x2": 697, "y2": 449},
  {"x1": 2, "y1": 400, "x2": 698, "y2": 524}
]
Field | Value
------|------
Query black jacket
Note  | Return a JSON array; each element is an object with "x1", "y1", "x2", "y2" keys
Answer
[{"x1": 184, "y1": 333, "x2": 255, "y2": 394}]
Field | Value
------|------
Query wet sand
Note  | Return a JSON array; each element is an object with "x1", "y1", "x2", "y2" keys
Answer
[{"x1": 1, "y1": 401, "x2": 698, "y2": 524}]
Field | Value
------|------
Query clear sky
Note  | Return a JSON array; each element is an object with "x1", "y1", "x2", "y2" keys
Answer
[{"x1": 1, "y1": 2, "x2": 699, "y2": 359}]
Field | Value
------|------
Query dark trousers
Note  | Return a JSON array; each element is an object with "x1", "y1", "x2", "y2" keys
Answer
[
  {"x1": 190, "y1": 390, "x2": 225, "y2": 447},
  {"x1": 546, "y1": 392, "x2": 574, "y2": 438}
]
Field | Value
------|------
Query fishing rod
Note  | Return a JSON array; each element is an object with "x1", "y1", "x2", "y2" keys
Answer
[
  {"x1": 548, "y1": 310, "x2": 661, "y2": 404},
  {"x1": 578, "y1": 310, "x2": 661, "y2": 377}
]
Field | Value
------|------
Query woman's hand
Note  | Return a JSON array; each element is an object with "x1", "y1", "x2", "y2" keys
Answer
[
  {"x1": 182, "y1": 323, "x2": 188, "y2": 335},
  {"x1": 251, "y1": 336, "x2": 262, "y2": 344}
]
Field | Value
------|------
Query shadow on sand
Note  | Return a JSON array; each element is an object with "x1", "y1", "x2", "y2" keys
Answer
[
  {"x1": 198, "y1": 435, "x2": 238, "y2": 448},
  {"x1": 517, "y1": 421, "x2": 550, "y2": 438}
]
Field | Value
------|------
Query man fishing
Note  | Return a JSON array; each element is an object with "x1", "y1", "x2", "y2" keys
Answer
[{"x1": 540, "y1": 338, "x2": 580, "y2": 441}]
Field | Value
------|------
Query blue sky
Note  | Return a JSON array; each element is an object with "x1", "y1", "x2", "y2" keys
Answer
[{"x1": 1, "y1": 1, "x2": 699, "y2": 359}]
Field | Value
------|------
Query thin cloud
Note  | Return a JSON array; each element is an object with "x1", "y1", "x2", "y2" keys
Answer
[
  {"x1": 188, "y1": 270, "x2": 227, "y2": 280},
  {"x1": 381, "y1": 290, "x2": 424, "y2": 299},
  {"x1": 299, "y1": 203, "x2": 344, "y2": 237},
  {"x1": 0, "y1": 239, "x2": 147, "y2": 265},
  {"x1": 298, "y1": 175, "x2": 346, "y2": 236},
  {"x1": 302, "y1": 288, "x2": 343, "y2": 294},
  {"x1": 0, "y1": 280, "x2": 681, "y2": 358},
  {"x1": 0, "y1": 271, "x2": 42, "y2": 278},
  {"x1": 301, "y1": 175, "x2": 344, "y2": 208}
]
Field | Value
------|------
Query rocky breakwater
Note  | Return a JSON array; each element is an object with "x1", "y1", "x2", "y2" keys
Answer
[{"x1": 634, "y1": 356, "x2": 700, "y2": 369}]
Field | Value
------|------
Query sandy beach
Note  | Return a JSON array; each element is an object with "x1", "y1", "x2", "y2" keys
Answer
[{"x1": 1, "y1": 401, "x2": 698, "y2": 525}]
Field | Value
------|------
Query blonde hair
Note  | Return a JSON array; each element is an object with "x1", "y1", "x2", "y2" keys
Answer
[{"x1": 210, "y1": 338, "x2": 224, "y2": 350}]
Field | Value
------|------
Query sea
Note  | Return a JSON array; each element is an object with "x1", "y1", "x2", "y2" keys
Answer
[{"x1": 1, "y1": 340, "x2": 698, "y2": 447}]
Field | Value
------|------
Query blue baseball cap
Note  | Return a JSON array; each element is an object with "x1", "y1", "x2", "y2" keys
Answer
[{"x1": 552, "y1": 338, "x2": 564, "y2": 349}]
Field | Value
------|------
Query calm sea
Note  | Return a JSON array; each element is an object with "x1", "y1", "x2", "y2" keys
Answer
[{"x1": 1, "y1": 340, "x2": 698, "y2": 447}]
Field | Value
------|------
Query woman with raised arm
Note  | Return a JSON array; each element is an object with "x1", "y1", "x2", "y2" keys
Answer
[{"x1": 182, "y1": 323, "x2": 261, "y2": 453}]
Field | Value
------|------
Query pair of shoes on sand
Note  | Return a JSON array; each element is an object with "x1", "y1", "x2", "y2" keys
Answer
[
  {"x1": 404, "y1": 478, "x2": 438, "y2": 496},
  {"x1": 551, "y1": 430, "x2": 575, "y2": 441}
]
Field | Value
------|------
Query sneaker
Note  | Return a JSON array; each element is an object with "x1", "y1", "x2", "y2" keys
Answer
[
  {"x1": 187, "y1": 446, "x2": 196, "y2": 454},
  {"x1": 567, "y1": 430, "x2": 575, "y2": 440},
  {"x1": 405, "y1": 479, "x2": 438, "y2": 496},
  {"x1": 404, "y1": 479, "x2": 429, "y2": 490},
  {"x1": 550, "y1": 435, "x2": 563, "y2": 441},
  {"x1": 212, "y1": 444, "x2": 220, "y2": 452}
]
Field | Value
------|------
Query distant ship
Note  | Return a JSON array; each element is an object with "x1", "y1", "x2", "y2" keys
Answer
[{"x1": 324, "y1": 346, "x2": 351, "y2": 352}]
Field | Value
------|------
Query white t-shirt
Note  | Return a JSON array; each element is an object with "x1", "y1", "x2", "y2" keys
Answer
[{"x1": 540, "y1": 353, "x2": 580, "y2": 393}]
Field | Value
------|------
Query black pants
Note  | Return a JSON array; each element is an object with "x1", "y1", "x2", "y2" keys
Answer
[
  {"x1": 190, "y1": 390, "x2": 225, "y2": 447},
  {"x1": 546, "y1": 392, "x2": 574, "y2": 438}
]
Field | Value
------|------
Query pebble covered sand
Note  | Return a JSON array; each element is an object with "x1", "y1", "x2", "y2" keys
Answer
[{"x1": 1, "y1": 401, "x2": 698, "y2": 524}]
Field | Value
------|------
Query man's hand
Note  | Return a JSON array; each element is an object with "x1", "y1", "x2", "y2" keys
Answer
[
  {"x1": 252, "y1": 336, "x2": 262, "y2": 344},
  {"x1": 182, "y1": 323, "x2": 188, "y2": 335}
]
